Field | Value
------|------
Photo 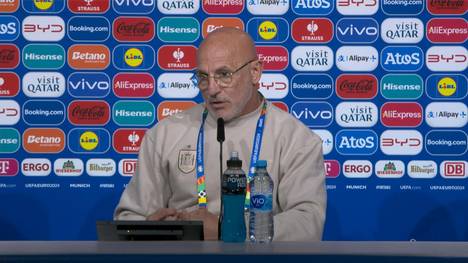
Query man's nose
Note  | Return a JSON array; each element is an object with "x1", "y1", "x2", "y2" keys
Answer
[{"x1": 206, "y1": 77, "x2": 221, "y2": 97}]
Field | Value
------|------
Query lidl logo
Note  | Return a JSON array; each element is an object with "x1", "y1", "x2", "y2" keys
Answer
[
  {"x1": 0, "y1": 44, "x2": 19, "y2": 69},
  {"x1": 112, "y1": 100, "x2": 155, "y2": 126},
  {"x1": 202, "y1": 17, "x2": 244, "y2": 38},
  {"x1": 68, "y1": 128, "x2": 110, "y2": 153},
  {"x1": 291, "y1": 74, "x2": 333, "y2": 99},
  {"x1": 291, "y1": 0, "x2": 333, "y2": 15},
  {"x1": 157, "y1": 45, "x2": 196, "y2": 70},
  {"x1": 0, "y1": 128, "x2": 20, "y2": 153},
  {"x1": 157, "y1": 17, "x2": 199, "y2": 42},
  {"x1": 113, "y1": 72, "x2": 155, "y2": 98},
  {"x1": 427, "y1": 18, "x2": 468, "y2": 44},
  {"x1": 427, "y1": 0, "x2": 468, "y2": 15},
  {"x1": 68, "y1": 0, "x2": 110, "y2": 13},
  {"x1": 67, "y1": 16, "x2": 110, "y2": 42},
  {"x1": 247, "y1": 0, "x2": 289, "y2": 15},
  {"x1": 157, "y1": 100, "x2": 196, "y2": 121},
  {"x1": 23, "y1": 44, "x2": 64, "y2": 69},
  {"x1": 22, "y1": 15, "x2": 65, "y2": 41},
  {"x1": 335, "y1": 129, "x2": 378, "y2": 155},
  {"x1": 23, "y1": 128, "x2": 65, "y2": 153},
  {"x1": 112, "y1": 0, "x2": 155, "y2": 14},
  {"x1": 22, "y1": 99, "x2": 65, "y2": 125},
  {"x1": 113, "y1": 44, "x2": 154, "y2": 70},
  {"x1": 336, "y1": 18, "x2": 378, "y2": 43},
  {"x1": 426, "y1": 130, "x2": 467, "y2": 156},
  {"x1": 0, "y1": 99, "x2": 20, "y2": 125},
  {"x1": 68, "y1": 100, "x2": 110, "y2": 125},
  {"x1": 381, "y1": 46, "x2": 423, "y2": 71},
  {"x1": 0, "y1": 72, "x2": 19, "y2": 97},
  {"x1": 292, "y1": 18, "x2": 333, "y2": 43},
  {"x1": 336, "y1": 74, "x2": 378, "y2": 99},
  {"x1": 380, "y1": 74, "x2": 423, "y2": 99},
  {"x1": 158, "y1": 0, "x2": 200, "y2": 14},
  {"x1": 0, "y1": 16, "x2": 19, "y2": 41},
  {"x1": 22, "y1": 0, "x2": 65, "y2": 13},
  {"x1": 113, "y1": 128, "x2": 147, "y2": 154},
  {"x1": 113, "y1": 16, "x2": 155, "y2": 42},
  {"x1": 336, "y1": 46, "x2": 378, "y2": 72},
  {"x1": 68, "y1": 44, "x2": 110, "y2": 70},
  {"x1": 0, "y1": 0, "x2": 19, "y2": 12},
  {"x1": 380, "y1": 102, "x2": 423, "y2": 127},
  {"x1": 291, "y1": 101, "x2": 333, "y2": 127},
  {"x1": 247, "y1": 18, "x2": 288, "y2": 43},
  {"x1": 68, "y1": 72, "x2": 111, "y2": 98},
  {"x1": 202, "y1": 0, "x2": 244, "y2": 14},
  {"x1": 382, "y1": 0, "x2": 423, "y2": 14},
  {"x1": 22, "y1": 72, "x2": 65, "y2": 98},
  {"x1": 426, "y1": 74, "x2": 467, "y2": 100}
]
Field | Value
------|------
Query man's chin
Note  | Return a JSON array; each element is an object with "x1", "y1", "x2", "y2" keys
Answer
[{"x1": 208, "y1": 108, "x2": 234, "y2": 122}]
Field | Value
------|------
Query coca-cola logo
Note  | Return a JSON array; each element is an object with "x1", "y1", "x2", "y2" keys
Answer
[
  {"x1": 67, "y1": 100, "x2": 110, "y2": 125},
  {"x1": 117, "y1": 22, "x2": 151, "y2": 36},
  {"x1": 113, "y1": 17, "x2": 155, "y2": 42},
  {"x1": 72, "y1": 106, "x2": 106, "y2": 119},
  {"x1": 0, "y1": 45, "x2": 19, "y2": 68},
  {"x1": 336, "y1": 74, "x2": 378, "y2": 99}
]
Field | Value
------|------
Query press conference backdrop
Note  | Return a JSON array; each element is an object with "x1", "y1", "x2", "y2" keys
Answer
[{"x1": 0, "y1": 0, "x2": 467, "y2": 240}]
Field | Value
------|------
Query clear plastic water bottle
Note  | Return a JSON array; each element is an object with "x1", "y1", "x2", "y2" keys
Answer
[
  {"x1": 249, "y1": 160, "x2": 274, "y2": 243},
  {"x1": 220, "y1": 151, "x2": 247, "y2": 242}
]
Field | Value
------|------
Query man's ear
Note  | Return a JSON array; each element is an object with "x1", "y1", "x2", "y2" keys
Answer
[{"x1": 250, "y1": 59, "x2": 263, "y2": 86}]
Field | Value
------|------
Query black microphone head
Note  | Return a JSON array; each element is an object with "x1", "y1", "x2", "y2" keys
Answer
[{"x1": 217, "y1": 117, "x2": 225, "y2": 142}]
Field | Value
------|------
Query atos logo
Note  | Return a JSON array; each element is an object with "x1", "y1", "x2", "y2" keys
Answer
[
  {"x1": 375, "y1": 160, "x2": 404, "y2": 178},
  {"x1": 0, "y1": 0, "x2": 19, "y2": 12},
  {"x1": 119, "y1": 159, "x2": 138, "y2": 176},
  {"x1": 0, "y1": 72, "x2": 20, "y2": 97},
  {"x1": 381, "y1": 46, "x2": 423, "y2": 71},
  {"x1": 158, "y1": 45, "x2": 196, "y2": 70},
  {"x1": 440, "y1": 161, "x2": 467, "y2": 179},
  {"x1": 22, "y1": 16, "x2": 65, "y2": 41},
  {"x1": 380, "y1": 129, "x2": 423, "y2": 156},
  {"x1": 0, "y1": 16, "x2": 19, "y2": 41},
  {"x1": 157, "y1": 73, "x2": 198, "y2": 99},
  {"x1": 68, "y1": 0, "x2": 110, "y2": 13},
  {"x1": 336, "y1": 102, "x2": 378, "y2": 128},
  {"x1": 23, "y1": 128, "x2": 65, "y2": 153},
  {"x1": 246, "y1": 18, "x2": 288, "y2": 43},
  {"x1": 0, "y1": 44, "x2": 19, "y2": 69},
  {"x1": 407, "y1": 160, "x2": 437, "y2": 179},
  {"x1": 0, "y1": 99, "x2": 20, "y2": 125},
  {"x1": 157, "y1": 100, "x2": 196, "y2": 121},
  {"x1": 68, "y1": 100, "x2": 110, "y2": 126},
  {"x1": 202, "y1": 0, "x2": 244, "y2": 14},
  {"x1": 426, "y1": 74, "x2": 467, "y2": 100},
  {"x1": 86, "y1": 158, "x2": 116, "y2": 177},
  {"x1": 0, "y1": 158, "x2": 18, "y2": 176},
  {"x1": 427, "y1": 0, "x2": 468, "y2": 15},
  {"x1": 291, "y1": 74, "x2": 333, "y2": 99},
  {"x1": 257, "y1": 46, "x2": 288, "y2": 71},
  {"x1": 427, "y1": 18, "x2": 468, "y2": 44},
  {"x1": 67, "y1": 16, "x2": 110, "y2": 42},
  {"x1": 22, "y1": 0, "x2": 65, "y2": 13},
  {"x1": 425, "y1": 102, "x2": 467, "y2": 128},
  {"x1": 381, "y1": 102, "x2": 423, "y2": 127},
  {"x1": 337, "y1": 0, "x2": 378, "y2": 15},
  {"x1": 68, "y1": 44, "x2": 110, "y2": 70},
  {"x1": 158, "y1": 0, "x2": 200, "y2": 14},
  {"x1": 22, "y1": 99, "x2": 65, "y2": 125},
  {"x1": 342, "y1": 160, "x2": 372, "y2": 178},
  {"x1": 112, "y1": 0, "x2": 155, "y2": 14},
  {"x1": 291, "y1": 46, "x2": 333, "y2": 71},
  {"x1": 68, "y1": 72, "x2": 110, "y2": 98},
  {"x1": 22, "y1": 72, "x2": 65, "y2": 98},
  {"x1": 324, "y1": 160, "x2": 340, "y2": 178},
  {"x1": 113, "y1": 73, "x2": 154, "y2": 98},
  {"x1": 54, "y1": 158, "x2": 84, "y2": 177},
  {"x1": 292, "y1": 18, "x2": 333, "y2": 43},
  {"x1": 335, "y1": 130, "x2": 378, "y2": 155},
  {"x1": 21, "y1": 158, "x2": 51, "y2": 176},
  {"x1": 113, "y1": 17, "x2": 155, "y2": 42},
  {"x1": 112, "y1": 100, "x2": 155, "y2": 126},
  {"x1": 68, "y1": 128, "x2": 110, "y2": 154},
  {"x1": 426, "y1": 130, "x2": 467, "y2": 156},
  {"x1": 0, "y1": 128, "x2": 19, "y2": 153},
  {"x1": 336, "y1": 18, "x2": 378, "y2": 43},
  {"x1": 202, "y1": 17, "x2": 244, "y2": 38},
  {"x1": 382, "y1": 0, "x2": 423, "y2": 14},
  {"x1": 113, "y1": 128, "x2": 147, "y2": 154},
  {"x1": 426, "y1": 46, "x2": 467, "y2": 72},
  {"x1": 258, "y1": 73, "x2": 288, "y2": 99},
  {"x1": 336, "y1": 46, "x2": 378, "y2": 72},
  {"x1": 291, "y1": 102, "x2": 333, "y2": 127},
  {"x1": 157, "y1": 17, "x2": 199, "y2": 43},
  {"x1": 380, "y1": 74, "x2": 423, "y2": 100},
  {"x1": 23, "y1": 44, "x2": 64, "y2": 69},
  {"x1": 313, "y1": 129, "x2": 333, "y2": 155},
  {"x1": 113, "y1": 44, "x2": 154, "y2": 70},
  {"x1": 291, "y1": 0, "x2": 333, "y2": 15},
  {"x1": 247, "y1": 0, "x2": 289, "y2": 15},
  {"x1": 336, "y1": 74, "x2": 377, "y2": 99},
  {"x1": 381, "y1": 18, "x2": 424, "y2": 44}
]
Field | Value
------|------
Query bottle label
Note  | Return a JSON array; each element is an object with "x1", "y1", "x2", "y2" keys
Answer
[
  {"x1": 250, "y1": 194, "x2": 272, "y2": 211},
  {"x1": 222, "y1": 173, "x2": 246, "y2": 194}
]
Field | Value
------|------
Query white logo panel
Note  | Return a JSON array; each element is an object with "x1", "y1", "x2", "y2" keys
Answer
[
  {"x1": 336, "y1": 102, "x2": 378, "y2": 127},
  {"x1": 22, "y1": 16, "x2": 65, "y2": 41},
  {"x1": 381, "y1": 18, "x2": 424, "y2": 44},
  {"x1": 426, "y1": 46, "x2": 468, "y2": 72},
  {"x1": 258, "y1": 73, "x2": 288, "y2": 99},
  {"x1": 312, "y1": 129, "x2": 333, "y2": 155},
  {"x1": 425, "y1": 102, "x2": 467, "y2": 128},
  {"x1": 336, "y1": 46, "x2": 378, "y2": 72},
  {"x1": 54, "y1": 158, "x2": 84, "y2": 176},
  {"x1": 380, "y1": 129, "x2": 423, "y2": 155},
  {"x1": 291, "y1": 46, "x2": 333, "y2": 72},
  {"x1": 22, "y1": 72, "x2": 66, "y2": 98},
  {"x1": 21, "y1": 158, "x2": 51, "y2": 176},
  {"x1": 86, "y1": 158, "x2": 116, "y2": 177},
  {"x1": 157, "y1": 73, "x2": 199, "y2": 99},
  {"x1": 0, "y1": 100, "x2": 20, "y2": 125},
  {"x1": 407, "y1": 160, "x2": 437, "y2": 179},
  {"x1": 343, "y1": 160, "x2": 372, "y2": 178},
  {"x1": 375, "y1": 160, "x2": 404, "y2": 178}
]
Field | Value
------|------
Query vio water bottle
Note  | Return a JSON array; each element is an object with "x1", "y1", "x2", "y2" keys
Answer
[
  {"x1": 249, "y1": 160, "x2": 274, "y2": 243},
  {"x1": 220, "y1": 151, "x2": 247, "y2": 242}
]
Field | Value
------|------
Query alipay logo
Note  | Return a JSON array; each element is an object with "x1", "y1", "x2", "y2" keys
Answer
[
  {"x1": 335, "y1": 129, "x2": 378, "y2": 155},
  {"x1": 247, "y1": 0, "x2": 289, "y2": 15},
  {"x1": 336, "y1": 46, "x2": 378, "y2": 72},
  {"x1": 381, "y1": 46, "x2": 423, "y2": 71},
  {"x1": 157, "y1": 73, "x2": 199, "y2": 99},
  {"x1": 291, "y1": 101, "x2": 333, "y2": 127},
  {"x1": 312, "y1": 129, "x2": 333, "y2": 155},
  {"x1": 425, "y1": 102, "x2": 467, "y2": 128}
]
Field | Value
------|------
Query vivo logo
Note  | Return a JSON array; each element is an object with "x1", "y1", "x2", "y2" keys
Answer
[
  {"x1": 425, "y1": 102, "x2": 467, "y2": 128},
  {"x1": 380, "y1": 129, "x2": 423, "y2": 155},
  {"x1": 381, "y1": 46, "x2": 423, "y2": 71},
  {"x1": 68, "y1": 72, "x2": 110, "y2": 98},
  {"x1": 291, "y1": 45, "x2": 333, "y2": 71},
  {"x1": 291, "y1": 102, "x2": 333, "y2": 127},
  {"x1": 335, "y1": 129, "x2": 378, "y2": 155},
  {"x1": 258, "y1": 73, "x2": 288, "y2": 99},
  {"x1": 336, "y1": 18, "x2": 378, "y2": 43},
  {"x1": 157, "y1": 73, "x2": 199, "y2": 99},
  {"x1": 381, "y1": 18, "x2": 424, "y2": 44},
  {"x1": 113, "y1": 0, "x2": 155, "y2": 14},
  {"x1": 336, "y1": 46, "x2": 378, "y2": 72},
  {"x1": 335, "y1": 102, "x2": 378, "y2": 127}
]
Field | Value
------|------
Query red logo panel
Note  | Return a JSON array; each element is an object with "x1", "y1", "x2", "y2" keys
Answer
[
  {"x1": 324, "y1": 160, "x2": 340, "y2": 178},
  {"x1": 68, "y1": 100, "x2": 110, "y2": 125},
  {"x1": 0, "y1": 159, "x2": 18, "y2": 176},
  {"x1": 202, "y1": 0, "x2": 244, "y2": 14},
  {"x1": 381, "y1": 102, "x2": 423, "y2": 127},
  {"x1": 113, "y1": 129, "x2": 147, "y2": 154},
  {"x1": 68, "y1": 0, "x2": 110, "y2": 13},
  {"x1": 427, "y1": 0, "x2": 468, "y2": 15},
  {"x1": 0, "y1": 72, "x2": 19, "y2": 97},
  {"x1": 157, "y1": 45, "x2": 196, "y2": 70},
  {"x1": 336, "y1": 74, "x2": 378, "y2": 99},
  {"x1": 0, "y1": 44, "x2": 19, "y2": 69},
  {"x1": 113, "y1": 17, "x2": 155, "y2": 42},
  {"x1": 256, "y1": 46, "x2": 288, "y2": 71},
  {"x1": 113, "y1": 73, "x2": 155, "y2": 98},
  {"x1": 292, "y1": 18, "x2": 333, "y2": 43},
  {"x1": 427, "y1": 18, "x2": 468, "y2": 43}
]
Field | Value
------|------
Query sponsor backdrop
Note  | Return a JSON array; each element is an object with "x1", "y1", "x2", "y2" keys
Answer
[{"x1": 0, "y1": 0, "x2": 467, "y2": 240}]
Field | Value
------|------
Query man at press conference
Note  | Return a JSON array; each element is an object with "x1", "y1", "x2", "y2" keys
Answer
[{"x1": 114, "y1": 28, "x2": 326, "y2": 241}]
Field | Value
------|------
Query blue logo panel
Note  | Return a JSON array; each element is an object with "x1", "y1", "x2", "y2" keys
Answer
[
  {"x1": 0, "y1": 16, "x2": 20, "y2": 41},
  {"x1": 68, "y1": 72, "x2": 111, "y2": 98},
  {"x1": 426, "y1": 130, "x2": 467, "y2": 156},
  {"x1": 22, "y1": 100, "x2": 65, "y2": 125},
  {"x1": 67, "y1": 128, "x2": 110, "y2": 154},
  {"x1": 112, "y1": 0, "x2": 155, "y2": 14},
  {"x1": 246, "y1": 18, "x2": 289, "y2": 43},
  {"x1": 426, "y1": 74, "x2": 467, "y2": 100},
  {"x1": 291, "y1": 74, "x2": 333, "y2": 99},
  {"x1": 382, "y1": 0, "x2": 424, "y2": 15},
  {"x1": 335, "y1": 129, "x2": 378, "y2": 155},
  {"x1": 381, "y1": 46, "x2": 423, "y2": 72},
  {"x1": 336, "y1": 18, "x2": 379, "y2": 43},
  {"x1": 291, "y1": 0, "x2": 333, "y2": 15},
  {"x1": 67, "y1": 16, "x2": 110, "y2": 42},
  {"x1": 291, "y1": 102, "x2": 333, "y2": 127},
  {"x1": 22, "y1": 0, "x2": 65, "y2": 13},
  {"x1": 113, "y1": 44, "x2": 155, "y2": 70}
]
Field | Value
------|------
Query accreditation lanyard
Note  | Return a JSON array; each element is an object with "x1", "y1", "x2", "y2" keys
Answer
[{"x1": 195, "y1": 101, "x2": 268, "y2": 208}]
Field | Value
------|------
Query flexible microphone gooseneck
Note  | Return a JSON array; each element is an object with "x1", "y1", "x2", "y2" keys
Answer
[{"x1": 217, "y1": 117, "x2": 225, "y2": 240}]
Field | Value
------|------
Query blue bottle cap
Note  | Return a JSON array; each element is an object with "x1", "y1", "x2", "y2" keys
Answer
[{"x1": 255, "y1": 160, "x2": 267, "y2": 168}]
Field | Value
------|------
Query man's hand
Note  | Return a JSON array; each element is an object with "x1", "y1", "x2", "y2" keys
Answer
[
  {"x1": 178, "y1": 208, "x2": 219, "y2": 241},
  {"x1": 146, "y1": 208, "x2": 178, "y2": 221}
]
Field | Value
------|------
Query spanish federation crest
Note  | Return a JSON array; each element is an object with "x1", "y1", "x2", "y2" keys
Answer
[{"x1": 178, "y1": 149, "x2": 196, "y2": 174}]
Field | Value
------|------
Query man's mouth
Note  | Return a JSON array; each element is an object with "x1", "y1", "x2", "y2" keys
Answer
[{"x1": 210, "y1": 101, "x2": 227, "y2": 109}]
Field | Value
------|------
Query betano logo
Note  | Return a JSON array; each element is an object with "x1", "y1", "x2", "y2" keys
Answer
[
  {"x1": 202, "y1": 17, "x2": 243, "y2": 38},
  {"x1": 23, "y1": 128, "x2": 65, "y2": 153},
  {"x1": 68, "y1": 44, "x2": 110, "y2": 70},
  {"x1": 0, "y1": 72, "x2": 19, "y2": 97},
  {"x1": 113, "y1": 72, "x2": 154, "y2": 98},
  {"x1": 157, "y1": 100, "x2": 196, "y2": 121},
  {"x1": 292, "y1": 18, "x2": 333, "y2": 43},
  {"x1": 124, "y1": 47, "x2": 143, "y2": 67},
  {"x1": 68, "y1": 0, "x2": 110, "y2": 13},
  {"x1": 79, "y1": 130, "x2": 98, "y2": 151},
  {"x1": 202, "y1": 0, "x2": 244, "y2": 14},
  {"x1": 0, "y1": 0, "x2": 19, "y2": 12}
]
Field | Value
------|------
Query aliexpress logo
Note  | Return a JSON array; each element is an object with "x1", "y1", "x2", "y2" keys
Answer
[
  {"x1": 113, "y1": 128, "x2": 147, "y2": 154},
  {"x1": 202, "y1": 17, "x2": 244, "y2": 38},
  {"x1": 0, "y1": 44, "x2": 19, "y2": 69},
  {"x1": 426, "y1": 18, "x2": 468, "y2": 43},
  {"x1": 157, "y1": 45, "x2": 196, "y2": 70},
  {"x1": 0, "y1": 72, "x2": 19, "y2": 97},
  {"x1": 256, "y1": 46, "x2": 288, "y2": 71},
  {"x1": 0, "y1": 0, "x2": 19, "y2": 12},
  {"x1": 381, "y1": 102, "x2": 423, "y2": 127},
  {"x1": 113, "y1": 16, "x2": 155, "y2": 42},
  {"x1": 292, "y1": 18, "x2": 333, "y2": 43},
  {"x1": 23, "y1": 128, "x2": 65, "y2": 153},
  {"x1": 113, "y1": 73, "x2": 155, "y2": 98},
  {"x1": 157, "y1": 100, "x2": 196, "y2": 121},
  {"x1": 68, "y1": 44, "x2": 110, "y2": 70},
  {"x1": 202, "y1": 0, "x2": 244, "y2": 14},
  {"x1": 67, "y1": 100, "x2": 110, "y2": 125}
]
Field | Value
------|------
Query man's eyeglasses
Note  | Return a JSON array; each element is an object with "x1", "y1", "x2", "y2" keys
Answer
[{"x1": 192, "y1": 59, "x2": 257, "y2": 89}]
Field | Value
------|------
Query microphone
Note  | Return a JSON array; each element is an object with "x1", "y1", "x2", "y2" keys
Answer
[
  {"x1": 217, "y1": 118, "x2": 225, "y2": 143},
  {"x1": 217, "y1": 117, "x2": 225, "y2": 240}
]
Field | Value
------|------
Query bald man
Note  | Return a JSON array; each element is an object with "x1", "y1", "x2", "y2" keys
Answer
[{"x1": 114, "y1": 28, "x2": 326, "y2": 241}]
